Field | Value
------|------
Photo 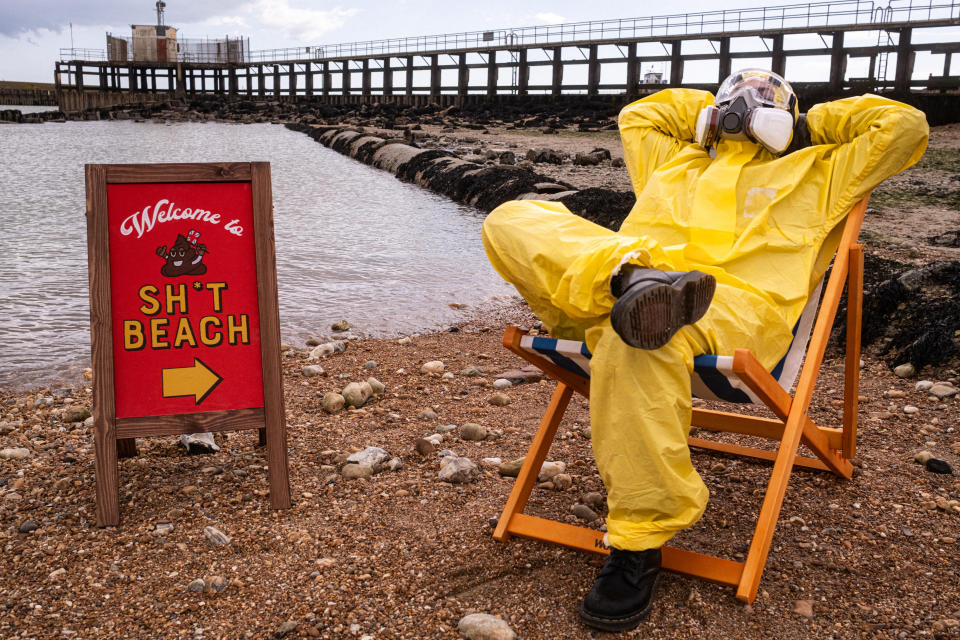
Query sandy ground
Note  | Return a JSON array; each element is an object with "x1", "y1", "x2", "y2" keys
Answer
[{"x1": 1, "y1": 121, "x2": 959, "y2": 639}]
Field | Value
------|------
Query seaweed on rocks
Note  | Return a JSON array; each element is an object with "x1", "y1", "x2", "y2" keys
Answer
[
  {"x1": 557, "y1": 188, "x2": 636, "y2": 231},
  {"x1": 835, "y1": 254, "x2": 960, "y2": 370}
]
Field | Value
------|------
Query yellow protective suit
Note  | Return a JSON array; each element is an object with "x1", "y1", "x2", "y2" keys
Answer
[{"x1": 482, "y1": 89, "x2": 928, "y2": 551}]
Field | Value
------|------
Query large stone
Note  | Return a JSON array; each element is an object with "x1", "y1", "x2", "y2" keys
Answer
[
  {"x1": 421, "y1": 361, "x2": 446, "y2": 374},
  {"x1": 793, "y1": 599, "x2": 815, "y2": 618},
  {"x1": 571, "y1": 504, "x2": 599, "y2": 522},
  {"x1": 61, "y1": 406, "x2": 91, "y2": 423},
  {"x1": 346, "y1": 446, "x2": 391, "y2": 471},
  {"x1": 495, "y1": 367, "x2": 543, "y2": 385},
  {"x1": 341, "y1": 464, "x2": 374, "y2": 479},
  {"x1": 438, "y1": 457, "x2": 479, "y2": 483},
  {"x1": 180, "y1": 432, "x2": 219, "y2": 454},
  {"x1": 459, "y1": 423, "x2": 488, "y2": 441},
  {"x1": 321, "y1": 392, "x2": 345, "y2": 414},
  {"x1": 488, "y1": 393, "x2": 511, "y2": 407},
  {"x1": 538, "y1": 461, "x2": 566, "y2": 481},
  {"x1": 457, "y1": 613, "x2": 516, "y2": 640},
  {"x1": 302, "y1": 365, "x2": 325, "y2": 377},
  {"x1": 525, "y1": 147, "x2": 563, "y2": 165},
  {"x1": 929, "y1": 383, "x2": 959, "y2": 400},
  {"x1": 203, "y1": 526, "x2": 231, "y2": 546},
  {"x1": 0, "y1": 448, "x2": 31, "y2": 460},
  {"x1": 366, "y1": 377, "x2": 385, "y2": 395},
  {"x1": 492, "y1": 379, "x2": 512, "y2": 391},
  {"x1": 331, "y1": 320, "x2": 351, "y2": 332},
  {"x1": 498, "y1": 458, "x2": 525, "y2": 477},
  {"x1": 894, "y1": 363, "x2": 916, "y2": 378},
  {"x1": 342, "y1": 381, "x2": 373, "y2": 408},
  {"x1": 308, "y1": 341, "x2": 346, "y2": 359}
]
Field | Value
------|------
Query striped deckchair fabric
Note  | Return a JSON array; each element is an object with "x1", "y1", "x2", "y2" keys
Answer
[
  {"x1": 493, "y1": 197, "x2": 870, "y2": 605},
  {"x1": 517, "y1": 280, "x2": 823, "y2": 404}
]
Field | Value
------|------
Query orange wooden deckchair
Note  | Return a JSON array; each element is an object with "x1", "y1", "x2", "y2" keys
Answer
[{"x1": 493, "y1": 197, "x2": 869, "y2": 603}]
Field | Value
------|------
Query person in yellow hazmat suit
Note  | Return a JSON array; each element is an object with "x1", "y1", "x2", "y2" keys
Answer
[{"x1": 482, "y1": 69, "x2": 928, "y2": 632}]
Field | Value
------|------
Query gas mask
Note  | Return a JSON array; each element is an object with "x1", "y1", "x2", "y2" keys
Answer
[{"x1": 695, "y1": 69, "x2": 798, "y2": 156}]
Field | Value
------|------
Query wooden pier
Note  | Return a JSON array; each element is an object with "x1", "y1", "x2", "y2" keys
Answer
[{"x1": 53, "y1": 1, "x2": 960, "y2": 112}]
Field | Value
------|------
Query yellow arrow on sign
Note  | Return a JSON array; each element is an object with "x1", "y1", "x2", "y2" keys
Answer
[{"x1": 162, "y1": 358, "x2": 223, "y2": 405}]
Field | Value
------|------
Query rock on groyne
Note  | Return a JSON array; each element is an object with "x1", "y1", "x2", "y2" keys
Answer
[{"x1": 285, "y1": 123, "x2": 635, "y2": 227}]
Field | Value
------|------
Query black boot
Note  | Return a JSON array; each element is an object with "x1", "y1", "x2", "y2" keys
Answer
[
  {"x1": 609, "y1": 267, "x2": 716, "y2": 349},
  {"x1": 579, "y1": 547, "x2": 662, "y2": 632}
]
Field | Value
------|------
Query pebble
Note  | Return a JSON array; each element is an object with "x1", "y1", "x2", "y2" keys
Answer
[
  {"x1": 331, "y1": 320, "x2": 351, "y2": 331},
  {"x1": 204, "y1": 575, "x2": 229, "y2": 593},
  {"x1": 384, "y1": 457, "x2": 403, "y2": 471},
  {"x1": 419, "y1": 408, "x2": 439, "y2": 421},
  {"x1": 341, "y1": 381, "x2": 373, "y2": 408},
  {"x1": 0, "y1": 448, "x2": 31, "y2": 460},
  {"x1": 346, "y1": 447, "x2": 391, "y2": 471},
  {"x1": 61, "y1": 406, "x2": 91, "y2": 422},
  {"x1": 538, "y1": 461, "x2": 567, "y2": 481},
  {"x1": 492, "y1": 378, "x2": 513, "y2": 391},
  {"x1": 435, "y1": 424, "x2": 456, "y2": 433},
  {"x1": 397, "y1": 337, "x2": 412, "y2": 346},
  {"x1": 302, "y1": 365, "x2": 325, "y2": 377},
  {"x1": 793, "y1": 599, "x2": 815, "y2": 618},
  {"x1": 457, "y1": 613, "x2": 516, "y2": 640},
  {"x1": 488, "y1": 393, "x2": 511, "y2": 407},
  {"x1": 894, "y1": 363, "x2": 916, "y2": 378},
  {"x1": 460, "y1": 366, "x2": 483, "y2": 377},
  {"x1": 18, "y1": 520, "x2": 39, "y2": 534},
  {"x1": 341, "y1": 464, "x2": 375, "y2": 479},
  {"x1": 582, "y1": 492, "x2": 605, "y2": 510},
  {"x1": 460, "y1": 423, "x2": 488, "y2": 441},
  {"x1": 551, "y1": 473, "x2": 573, "y2": 490},
  {"x1": 180, "y1": 432, "x2": 219, "y2": 454},
  {"x1": 929, "y1": 383, "x2": 959, "y2": 400},
  {"x1": 571, "y1": 504, "x2": 599, "y2": 522},
  {"x1": 925, "y1": 458, "x2": 953, "y2": 474},
  {"x1": 187, "y1": 578, "x2": 205, "y2": 593},
  {"x1": 321, "y1": 392, "x2": 345, "y2": 414},
  {"x1": 203, "y1": 526, "x2": 231, "y2": 547},
  {"x1": 442, "y1": 372, "x2": 455, "y2": 381},
  {"x1": 498, "y1": 458, "x2": 525, "y2": 477},
  {"x1": 366, "y1": 377, "x2": 385, "y2": 394},
  {"x1": 480, "y1": 457, "x2": 502, "y2": 468},
  {"x1": 438, "y1": 457, "x2": 479, "y2": 483},
  {"x1": 904, "y1": 405, "x2": 919, "y2": 414},
  {"x1": 153, "y1": 522, "x2": 174, "y2": 536},
  {"x1": 275, "y1": 621, "x2": 299, "y2": 638},
  {"x1": 415, "y1": 438, "x2": 436, "y2": 456},
  {"x1": 916, "y1": 380, "x2": 934, "y2": 391},
  {"x1": 363, "y1": 360, "x2": 377, "y2": 369},
  {"x1": 421, "y1": 360, "x2": 446, "y2": 374},
  {"x1": 885, "y1": 389, "x2": 906, "y2": 399},
  {"x1": 424, "y1": 433, "x2": 444, "y2": 445},
  {"x1": 915, "y1": 450, "x2": 934, "y2": 464}
]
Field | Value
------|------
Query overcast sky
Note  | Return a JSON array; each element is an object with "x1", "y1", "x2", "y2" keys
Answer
[{"x1": 0, "y1": 0, "x2": 955, "y2": 83}]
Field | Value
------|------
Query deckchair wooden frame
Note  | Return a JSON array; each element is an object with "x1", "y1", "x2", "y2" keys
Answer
[{"x1": 493, "y1": 197, "x2": 869, "y2": 604}]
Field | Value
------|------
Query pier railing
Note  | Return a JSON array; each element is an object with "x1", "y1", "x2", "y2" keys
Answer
[{"x1": 59, "y1": 0, "x2": 960, "y2": 65}]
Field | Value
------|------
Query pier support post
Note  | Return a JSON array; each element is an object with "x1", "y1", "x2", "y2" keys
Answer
[
  {"x1": 770, "y1": 34, "x2": 786, "y2": 77},
  {"x1": 383, "y1": 58, "x2": 392, "y2": 96},
  {"x1": 342, "y1": 61, "x2": 352, "y2": 96},
  {"x1": 717, "y1": 37, "x2": 731, "y2": 83},
  {"x1": 517, "y1": 48, "x2": 529, "y2": 95},
  {"x1": 99, "y1": 66, "x2": 108, "y2": 91},
  {"x1": 273, "y1": 65, "x2": 281, "y2": 98},
  {"x1": 362, "y1": 58, "x2": 371, "y2": 97},
  {"x1": 668, "y1": 40, "x2": 683, "y2": 86},
  {"x1": 257, "y1": 65, "x2": 265, "y2": 97},
  {"x1": 828, "y1": 31, "x2": 846, "y2": 93},
  {"x1": 486, "y1": 50, "x2": 498, "y2": 97},
  {"x1": 457, "y1": 52, "x2": 469, "y2": 102},
  {"x1": 587, "y1": 44, "x2": 599, "y2": 96},
  {"x1": 551, "y1": 47, "x2": 563, "y2": 96},
  {"x1": 626, "y1": 42, "x2": 639, "y2": 100},
  {"x1": 430, "y1": 54, "x2": 441, "y2": 101},
  {"x1": 229, "y1": 66, "x2": 238, "y2": 95},
  {"x1": 405, "y1": 56, "x2": 414, "y2": 97},
  {"x1": 305, "y1": 62, "x2": 313, "y2": 97},
  {"x1": 322, "y1": 61, "x2": 331, "y2": 97},
  {"x1": 288, "y1": 63, "x2": 297, "y2": 98},
  {"x1": 894, "y1": 27, "x2": 913, "y2": 93},
  {"x1": 944, "y1": 52, "x2": 953, "y2": 76}
]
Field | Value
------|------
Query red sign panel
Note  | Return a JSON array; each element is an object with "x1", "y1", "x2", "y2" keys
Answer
[{"x1": 106, "y1": 182, "x2": 264, "y2": 418}]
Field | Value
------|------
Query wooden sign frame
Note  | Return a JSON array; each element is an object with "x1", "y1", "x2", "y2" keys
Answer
[{"x1": 85, "y1": 162, "x2": 290, "y2": 527}]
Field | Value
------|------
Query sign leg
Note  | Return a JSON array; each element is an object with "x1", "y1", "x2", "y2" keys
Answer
[
  {"x1": 95, "y1": 422, "x2": 120, "y2": 527},
  {"x1": 266, "y1": 423, "x2": 291, "y2": 509},
  {"x1": 117, "y1": 438, "x2": 138, "y2": 458},
  {"x1": 258, "y1": 427, "x2": 267, "y2": 447}
]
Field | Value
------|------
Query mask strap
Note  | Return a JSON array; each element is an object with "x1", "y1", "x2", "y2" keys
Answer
[{"x1": 685, "y1": 141, "x2": 758, "y2": 264}]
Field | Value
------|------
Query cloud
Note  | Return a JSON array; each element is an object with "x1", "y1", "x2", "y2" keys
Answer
[
  {"x1": 253, "y1": 1, "x2": 356, "y2": 43},
  {"x1": 535, "y1": 12, "x2": 565, "y2": 24}
]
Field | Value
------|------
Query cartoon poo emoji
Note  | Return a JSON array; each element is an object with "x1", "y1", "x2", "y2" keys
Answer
[{"x1": 156, "y1": 230, "x2": 208, "y2": 277}]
